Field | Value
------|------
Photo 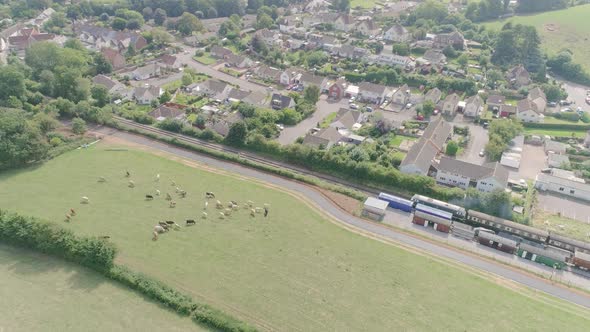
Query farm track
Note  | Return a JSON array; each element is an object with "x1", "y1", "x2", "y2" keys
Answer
[{"x1": 101, "y1": 118, "x2": 590, "y2": 310}]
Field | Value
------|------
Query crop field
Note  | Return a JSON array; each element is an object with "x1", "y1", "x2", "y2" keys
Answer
[
  {"x1": 0, "y1": 244, "x2": 204, "y2": 332},
  {"x1": 1, "y1": 145, "x2": 590, "y2": 331},
  {"x1": 484, "y1": 4, "x2": 590, "y2": 72}
]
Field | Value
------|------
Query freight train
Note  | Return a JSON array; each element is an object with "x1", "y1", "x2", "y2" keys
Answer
[{"x1": 378, "y1": 192, "x2": 590, "y2": 271}]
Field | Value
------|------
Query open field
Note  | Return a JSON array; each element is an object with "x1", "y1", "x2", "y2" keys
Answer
[
  {"x1": 0, "y1": 244, "x2": 204, "y2": 332},
  {"x1": 524, "y1": 127, "x2": 587, "y2": 138},
  {"x1": 1, "y1": 145, "x2": 590, "y2": 331},
  {"x1": 483, "y1": 4, "x2": 590, "y2": 72},
  {"x1": 533, "y1": 211, "x2": 590, "y2": 242}
]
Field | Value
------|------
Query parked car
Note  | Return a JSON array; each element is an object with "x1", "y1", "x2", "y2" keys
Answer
[
  {"x1": 482, "y1": 121, "x2": 489, "y2": 129},
  {"x1": 479, "y1": 149, "x2": 485, "y2": 157},
  {"x1": 548, "y1": 102, "x2": 557, "y2": 107},
  {"x1": 433, "y1": 109, "x2": 439, "y2": 115},
  {"x1": 349, "y1": 97, "x2": 356, "y2": 103},
  {"x1": 350, "y1": 103, "x2": 359, "y2": 109},
  {"x1": 541, "y1": 168, "x2": 552, "y2": 173},
  {"x1": 561, "y1": 107, "x2": 572, "y2": 112},
  {"x1": 560, "y1": 100, "x2": 573, "y2": 106},
  {"x1": 405, "y1": 103, "x2": 413, "y2": 109},
  {"x1": 365, "y1": 106, "x2": 374, "y2": 112},
  {"x1": 276, "y1": 124, "x2": 284, "y2": 131},
  {"x1": 415, "y1": 114, "x2": 424, "y2": 120}
]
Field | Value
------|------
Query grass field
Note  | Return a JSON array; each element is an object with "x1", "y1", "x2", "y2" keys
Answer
[
  {"x1": 1, "y1": 145, "x2": 590, "y2": 331},
  {"x1": 483, "y1": 4, "x2": 590, "y2": 72},
  {"x1": 524, "y1": 127, "x2": 587, "y2": 138},
  {"x1": 533, "y1": 211, "x2": 590, "y2": 242},
  {"x1": 0, "y1": 244, "x2": 206, "y2": 332}
]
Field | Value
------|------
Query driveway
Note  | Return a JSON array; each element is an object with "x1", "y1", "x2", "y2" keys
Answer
[
  {"x1": 277, "y1": 95, "x2": 348, "y2": 145},
  {"x1": 513, "y1": 145, "x2": 547, "y2": 181},
  {"x1": 454, "y1": 114, "x2": 489, "y2": 165}
]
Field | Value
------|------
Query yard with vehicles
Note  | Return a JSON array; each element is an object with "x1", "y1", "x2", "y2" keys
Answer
[
  {"x1": 0, "y1": 245, "x2": 204, "y2": 332},
  {"x1": 484, "y1": 4, "x2": 590, "y2": 73},
  {"x1": 1, "y1": 145, "x2": 590, "y2": 331}
]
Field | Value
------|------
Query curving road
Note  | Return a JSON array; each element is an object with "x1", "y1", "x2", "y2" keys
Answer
[{"x1": 92, "y1": 125, "x2": 590, "y2": 309}]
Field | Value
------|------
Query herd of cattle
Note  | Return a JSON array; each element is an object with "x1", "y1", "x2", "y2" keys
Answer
[{"x1": 67, "y1": 170, "x2": 270, "y2": 241}]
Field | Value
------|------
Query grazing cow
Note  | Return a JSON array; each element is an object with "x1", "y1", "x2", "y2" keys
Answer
[
  {"x1": 171, "y1": 180, "x2": 176, "y2": 187},
  {"x1": 172, "y1": 223, "x2": 181, "y2": 230},
  {"x1": 98, "y1": 176, "x2": 106, "y2": 183},
  {"x1": 231, "y1": 200, "x2": 238, "y2": 206},
  {"x1": 206, "y1": 192, "x2": 215, "y2": 199},
  {"x1": 264, "y1": 207, "x2": 269, "y2": 217},
  {"x1": 179, "y1": 190, "x2": 187, "y2": 198},
  {"x1": 154, "y1": 225, "x2": 166, "y2": 233},
  {"x1": 156, "y1": 174, "x2": 160, "y2": 182},
  {"x1": 247, "y1": 200, "x2": 254, "y2": 207},
  {"x1": 216, "y1": 200, "x2": 223, "y2": 209},
  {"x1": 232, "y1": 204, "x2": 239, "y2": 211},
  {"x1": 152, "y1": 231, "x2": 158, "y2": 241},
  {"x1": 169, "y1": 201, "x2": 176, "y2": 208},
  {"x1": 242, "y1": 203, "x2": 250, "y2": 209},
  {"x1": 264, "y1": 203, "x2": 270, "y2": 209},
  {"x1": 227, "y1": 201, "x2": 234, "y2": 208},
  {"x1": 165, "y1": 221, "x2": 175, "y2": 225},
  {"x1": 255, "y1": 207, "x2": 263, "y2": 214},
  {"x1": 70, "y1": 208, "x2": 76, "y2": 216},
  {"x1": 203, "y1": 201, "x2": 208, "y2": 210},
  {"x1": 224, "y1": 208, "x2": 232, "y2": 216},
  {"x1": 64, "y1": 214, "x2": 71, "y2": 222},
  {"x1": 165, "y1": 193, "x2": 172, "y2": 201},
  {"x1": 156, "y1": 190, "x2": 161, "y2": 196},
  {"x1": 125, "y1": 170, "x2": 131, "y2": 178},
  {"x1": 250, "y1": 209, "x2": 256, "y2": 217},
  {"x1": 219, "y1": 212, "x2": 225, "y2": 219},
  {"x1": 145, "y1": 195, "x2": 154, "y2": 200},
  {"x1": 128, "y1": 180, "x2": 135, "y2": 188},
  {"x1": 186, "y1": 219, "x2": 196, "y2": 226},
  {"x1": 98, "y1": 236, "x2": 110, "y2": 239},
  {"x1": 175, "y1": 187, "x2": 181, "y2": 193},
  {"x1": 81, "y1": 196, "x2": 89, "y2": 204},
  {"x1": 158, "y1": 221, "x2": 168, "y2": 227},
  {"x1": 202, "y1": 212, "x2": 208, "y2": 219}
]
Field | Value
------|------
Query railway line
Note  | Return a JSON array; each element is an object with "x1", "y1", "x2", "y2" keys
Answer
[{"x1": 114, "y1": 116, "x2": 381, "y2": 196}]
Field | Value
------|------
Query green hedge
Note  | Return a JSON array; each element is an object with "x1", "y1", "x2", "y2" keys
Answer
[
  {"x1": 522, "y1": 122, "x2": 590, "y2": 130},
  {"x1": 0, "y1": 210, "x2": 116, "y2": 271}
]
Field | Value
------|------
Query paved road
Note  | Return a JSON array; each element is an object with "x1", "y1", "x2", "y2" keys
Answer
[
  {"x1": 277, "y1": 95, "x2": 348, "y2": 144},
  {"x1": 92, "y1": 125, "x2": 590, "y2": 309},
  {"x1": 560, "y1": 79, "x2": 589, "y2": 112}
]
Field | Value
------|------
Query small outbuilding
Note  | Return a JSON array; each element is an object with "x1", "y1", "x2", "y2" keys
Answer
[{"x1": 362, "y1": 197, "x2": 389, "y2": 221}]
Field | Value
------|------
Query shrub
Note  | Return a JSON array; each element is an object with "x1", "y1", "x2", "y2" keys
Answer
[{"x1": 49, "y1": 137, "x2": 63, "y2": 146}]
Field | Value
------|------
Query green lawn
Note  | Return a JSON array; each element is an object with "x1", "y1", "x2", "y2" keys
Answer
[
  {"x1": 483, "y1": 4, "x2": 590, "y2": 72},
  {"x1": 193, "y1": 53, "x2": 216, "y2": 65},
  {"x1": 0, "y1": 244, "x2": 205, "y2": 332},
  {"x1": 533, "y1": 211, "x2": 590, "y2": 242},
  {"x1": 351, "y1": 0, "x2": 379, "y2": 9},
  {"x1": 524, "y1": 127, "x2": 587, "y2": 138},
  {"x1": 1, "y1": 146, "x2": 590, "y2": 331},
  {"x1": 320, "y1": 112, "x2": 337, "y2": 128},
  {"x1": 389, "y1": 134, "x2": 417, "y2": 147}
]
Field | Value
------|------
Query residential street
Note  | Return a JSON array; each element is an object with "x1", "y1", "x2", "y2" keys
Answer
[
  {"x1": 277, "y1": 95, "x2": 348, "y2": 144},
  {"x1": 92, "y1": 125, "x2": 590, "y2": 309}
]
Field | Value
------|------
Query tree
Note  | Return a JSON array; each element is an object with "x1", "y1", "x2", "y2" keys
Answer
[
  {"x1": 91, "y1": 85, "x2": 110, "y2": 107},
  {"x1": 305, "y1": 51, "x2": 327, "y2": 68},
  {"x1": 225, "y1": 122, "x2": 247, "y2": 146},
  {"x1": 177, "y1": 12, "x2": 203, "y2": 36},
  {"x1": 112, "y1": 17, "x2": 127, "y2": 31},
  {"x1": 457, "y1": 54, "x2": 469, "y2": 69},
  {"x1": 154, "y1": 8, "x2": 167, "y2": 26},
  {"x1": 248, "y1": 0, "x2": 263, "y2": 10},
  {"x1": 94, "y1": 53, "x2": 112, "y2": 75},
  {"x1": 33, "y1": 112, "x2": 59, "y2": 134},
  {"x1": 421, "y1": 100, "x2": 435, "y2": 117},
  {"x1": 303, "y1": 85, "x2": 320, "y2": 104},
  {"x1": 149, "y1": 28, "x2": 174, "y2": 48},
  {"x1": 71, "y1": 118, "x2": 87, "y2": 135},
  {"x1": 182, "y1": 73, "x2": 193, "y2": 86},
  {"x1": 142, "y1": 7, "x2": 154, "y2": 19},
  {"x1": 0, "y1": 65, "x2": 26, "y2": 101},
  {"x1": 491, "y1": 28, "x2": 517, "y2": 66},
  {"x1": 331, "y1": 0, "x2": 350, "y2": 12},
  {"x1": 159, "y1": 90, "x2": 172, "y2": 104},
  {"x1": 540, "y1": 83, "x2": 566, "y2": 102},
  {"x1": 446, "y1": 141, "x2": 459, "y2": 156},
  {"x1": 0, "y1": 109, "x2": 48, "y2": 170},
  {"x1": 392, "y1": 43, "x2": 410, "y2": 56},
  {"x1": 256, "y1": 13, "x2": 274, "y2": 29}
]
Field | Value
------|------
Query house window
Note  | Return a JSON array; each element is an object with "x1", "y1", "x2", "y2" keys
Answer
[{"x1": 570, "y1": 190, "x2": 575, "y2": 194}]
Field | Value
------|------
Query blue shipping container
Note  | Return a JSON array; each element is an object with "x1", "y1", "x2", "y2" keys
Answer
[
  {"x1": 378, "y1": 192, "x2": 413, "y2": 212},
  {"x1": 415, "y1": 204, "x2": 453, "y2": 220}
]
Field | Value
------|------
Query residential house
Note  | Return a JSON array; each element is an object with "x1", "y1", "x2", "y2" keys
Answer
[
  {"x1": 157, "y1": 54, "x2": 184, "y2": 70},
  {"x1": 92, "y1": 74, "x2": 131, "y2": 99},
  {"x1": 254, "y1": 28, "x2": 282, "y2": 47},
  {"x1": 379, "y1": 1, "x2": 419, "y2": 18},
  {"x1": 279, "y1": 69, "x2": 297, "y2": 86},
  {"x1": 463, "y1": 95, "x2": 484, "y2": 117},
  {"x1": 424, "y1": 88, "x2": 442, "y2": 104},
  {"x1": 271, "y1": 93, "x2": 295, "y2": 110},
  {"x1": 210, "y1": 45, "x2": 233, "y2": 59},
  {"x1": 486, "y1": 94, "x2": 505, "y2": 111},
  {"x1": 383, "y1": 24, "x2": 411, "y2": 43},
  {"x1": 76, "y1": 24, "x2": 147, "y2": 53},
  {"x1": 535, "y1": 173, "x2": 590, "y2": 202},
  {"x1": 302, "y1": 12, "x2": 339, "y2": 28},
  {"x1": 253, "y1": 65, "x2": 282, "y2": 83},
  {"x1": 7, "y1": 27, "x2": 60, "y2": 54},
  {"x1": 420, "y1": 49, "x2": 447, "y2": 65},
  {"x1": 226, "y1": 53, "x2": 254, "y2": 69},
  {"x1": 297, "y1": 71, "x2": 328, "y2": 90},
  {"x1": 517, "y1": 98, "x2": 544, "y2": 123},
  {"x1": 242, "y1": 91, "x2": 269, "y2": 108},
  {"x1": 27, "y1": 7, "x2": 56, "y2": 27},
  {"x1": 189, "y1": 80, "x2": 231, "y2": 100},
  {"x1": 133, "y1": 85, "x2": 162, "y2": 105},
  {"x1": 210, "y1": 112, "x2": 244, "y2": 137},
  {"x1": 148, "y1": 102, "x2": 187, "y2": 121},
  {"x1": 500, "y1": 135, "x2": 524, "y2": 169},
  {"x1": 101, "y1": 48, "x2": 126, "y2": 69},
  {"x1": 400, "y1": 118, "x2": 452, "y2": 175},
  {"x1": 435, "y1": 157, "x2": 509, "y2": 192},
  {"x1": 328, "y1": 81, "x2": 345, "y2": 100},
  {"x1": 334, "y1": 14, "x2": 355, "y2": 32},
  {"x1": 355, "y1": 19, "x2": 380, "y2": 36},
  {"x1": 392, "y1": 84, "x2": 410, "y2": 105},
  {"x1": 358, "y1": 82, "x2": 388, "y2": 104},
  {"x1": 499, "y1": 104, "x2": 517, "y2": 118},
  {"x1": 547, "y1": 154, "x2": 570, "y2": 168},
  {"x1": 334, "y1": 44, "x2": 368, "y2": 59},
  {"x1": 373, "y1": 54, "x2": 413, "y2": 68},
  {"x1": 330, "y1": 108, "x2": 365, "y2": 131},
  {"x1": 507, "y1": 65, "x2": 531, "y2": 88},
  {"x1": 544, "y1": 140, "x2": 567, "y2": 155},
  {"x1": 433, "y1": 31, "x2": 465, "y2": 49},
  {"x1": 440, "y1": 93, "x2": 461, "y2": 116},
  {"x1": 131, "y1": 63, "x2": 161, "y2": 80},
  {"x1": 528, "y1": 86, "x2": 547, "y2": 113},
  {"x1": 302, "y1": 126, "x2": 343, "y2": 149}
]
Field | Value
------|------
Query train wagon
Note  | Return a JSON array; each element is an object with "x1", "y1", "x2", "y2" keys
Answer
[
  {"x1": 450, "y1": 221, "x2": 475, "y2": 240},
  {"x1": 477, "y1": 231, "x2": 518, "y2": 254},
  {"x1": 517, "y1": 241, "x2": 570, "y2": 270},
  {"x1": 378, "y1": 192, "x2": 413, "y2": 213},
  {"x1": 547, "y1": 233, "x2": 590, "y2": 255},
  {"x1": 413, "y1": 204, "x2": 453, "y2": 233},
  {"x1": 573, "y1": 250, "x2": 590, "y2": 270},
  {"x1": 411, "y1": 194, "x2": 466, "y2": 221},
  {"x1": 467, "y1": 210, "x2": 549, "y2": 243}
]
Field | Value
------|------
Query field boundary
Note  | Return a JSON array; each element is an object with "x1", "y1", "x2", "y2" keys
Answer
[{"x1": 0, "y1": 210, "x2": 258, "y2": 332}]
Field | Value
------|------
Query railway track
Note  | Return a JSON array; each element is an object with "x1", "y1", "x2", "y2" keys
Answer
[{"x1": 113, "y1": 117, "x2": 381, "y2": 196}]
